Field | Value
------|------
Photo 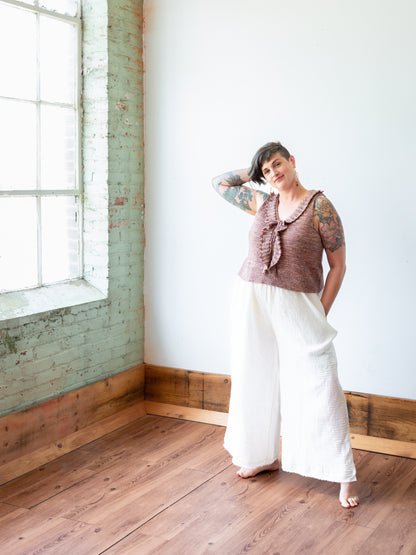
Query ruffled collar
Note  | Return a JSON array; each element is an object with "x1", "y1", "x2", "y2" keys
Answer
[{"x1": 259, "y1": 189, "x2": 321, "y2": 273}]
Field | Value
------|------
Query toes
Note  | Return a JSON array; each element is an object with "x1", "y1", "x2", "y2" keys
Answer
[
  {"x1": 237, "y1": 463, "x2": 279, "y2": 479},
  {"x1": 340, "y1": 496, "x2": 360, "y2": 508}
]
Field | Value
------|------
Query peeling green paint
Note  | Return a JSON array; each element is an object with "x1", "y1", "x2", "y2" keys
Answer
[{"x1": 0, "y1": 330, "x2": 18, "y2": 354}]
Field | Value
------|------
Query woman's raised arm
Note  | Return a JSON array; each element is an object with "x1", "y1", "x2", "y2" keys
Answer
[{"x1": 212, "y1": 168, "x2": 269, "y2": 215}]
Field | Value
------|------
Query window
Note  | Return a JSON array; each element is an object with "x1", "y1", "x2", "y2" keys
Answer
[{"x1": 0, "y1": 0, "x2": 81, "y2": 294}]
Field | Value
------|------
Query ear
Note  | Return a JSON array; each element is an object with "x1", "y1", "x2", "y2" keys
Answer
[{"x1": 289, "y1": 155, "x2": 296, "y2": 168}]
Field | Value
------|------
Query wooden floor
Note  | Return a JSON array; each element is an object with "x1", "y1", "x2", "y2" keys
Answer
[{"x1": 1, "y1": 416, "x2": 416, "y2": 554}]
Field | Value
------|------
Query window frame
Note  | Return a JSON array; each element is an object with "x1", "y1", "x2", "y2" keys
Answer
[{"x1": 0, "y1": 0, "x2": 83, "y2": 293}]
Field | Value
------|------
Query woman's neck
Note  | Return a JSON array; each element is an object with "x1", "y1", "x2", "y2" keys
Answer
[{"x1": 278, "y1": 182, "x2": 308, "y2": 203}]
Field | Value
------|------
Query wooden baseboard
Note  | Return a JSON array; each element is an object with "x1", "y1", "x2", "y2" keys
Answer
[
  {"x1": 145, "y1": 364, "x2": 416, "y2": 459},
  {"x1": 345, "y1": 391, "x2": 416, "y2": 442},
  {"x1": 350, "y1": 433, "x2": 416, "y2": 459},
  {"x1": 145, "y1": 401, "x2": 228, "y2": 426},
  {"x1": 0, "y1": 365, "x2": 145, "y2": 485},
  {"x1": 145, "y1": 364, "x2": 230, "y2": 412}
]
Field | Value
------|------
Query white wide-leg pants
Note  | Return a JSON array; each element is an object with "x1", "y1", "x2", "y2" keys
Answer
[{"x1": 224, "y1": 278, "x2": 356, "y2": 483}]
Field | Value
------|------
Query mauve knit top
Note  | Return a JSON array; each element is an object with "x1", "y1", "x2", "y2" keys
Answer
[{"x1": 238, "y1": 189, "x2": 325, "y2": 293}]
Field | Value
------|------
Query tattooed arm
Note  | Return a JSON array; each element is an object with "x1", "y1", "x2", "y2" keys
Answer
[
  {"x1": 212, "y1": 168, "x2": 269, "y2": 215},
  {"x1": 314, "y1": 194, "x2": 347, "y2": 315}
]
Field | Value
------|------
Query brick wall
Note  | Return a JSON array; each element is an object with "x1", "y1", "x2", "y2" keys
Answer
[{"x1": 0, "y1": 0, "x2": 145, "y2": 417}]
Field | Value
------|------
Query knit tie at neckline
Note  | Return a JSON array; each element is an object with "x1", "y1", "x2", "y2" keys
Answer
[
  {"x1": 260, "y1": 217, "x2": 287, "y2": 273},
  {"x1": 259, "y1": 190, "x2": 321, "y2": 273}
]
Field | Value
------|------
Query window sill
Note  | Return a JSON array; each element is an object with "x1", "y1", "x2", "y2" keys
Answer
[{"x1": 0, "y1": 279, "x2": 107, "y2": 323}]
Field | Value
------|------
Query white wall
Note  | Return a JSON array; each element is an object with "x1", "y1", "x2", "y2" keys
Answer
[{"x1": 144, "y1": 0, "x2": 416, "y2": 399}]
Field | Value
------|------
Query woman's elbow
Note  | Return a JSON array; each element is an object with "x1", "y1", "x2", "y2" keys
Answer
[{"x1": 329, "y1": 261, "x2": 346, "y2": 278}]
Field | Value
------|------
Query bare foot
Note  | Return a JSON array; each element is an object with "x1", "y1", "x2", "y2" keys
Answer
[
  {"x1": 237, "y1": 459, "x2": 280, "y2": 478},
  {"x1": 339, "y1": 482, "x2": 359, "y2": 508}
]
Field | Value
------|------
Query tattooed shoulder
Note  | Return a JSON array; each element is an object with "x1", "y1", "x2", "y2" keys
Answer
[{"x1": 314, "y1": 194, "x2": 345, "y2": 252}]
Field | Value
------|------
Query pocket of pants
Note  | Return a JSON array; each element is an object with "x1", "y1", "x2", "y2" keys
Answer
[
  {"x1": 309, "y1": 293, "x2": 326, "y2": 319},
  {"x1": 317, "y1": 299, "x2": 327, "y2": 318}
]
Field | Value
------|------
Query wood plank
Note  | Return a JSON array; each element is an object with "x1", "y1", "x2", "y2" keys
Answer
[
  {"x1": 79, "y1": 416, "x2": 193, "y2": 473},
  {"x1": 359, "y1": 508, "x2": 416, "y2": 555},
  {"x1": 104, "y1": 533, "x2": 167, "y2": 554},
  {"x1": 0, "y1": 365, "x2": 144, "y2": 477},
  {"x1": 0, "y1": 449, "x2": 97, "y2": 507},
  {"x1": 202, "y1": 373, "x2": 231, "y2": 412},
  {"x1": 395, "y1": 464, "x2": 416, "y2": 512},
  {"x1": 345, "y1": 391, "x2": 369, "y2": 435},
  {"x1": 144, "y1": 365, "x2": 230, "y2": 412},
  {"x1": 0, "y1": 502, "x2": 27, "y2": 523},
  {"x1": 0, "y1": 403, "x2": 146, "y2": 485},
  {"x1": 350, "y1": 433, "x2": 416, "y2": 458},
  {"x1": 134, "y1": 418, "x2": 231, "y2": 476},
  {"x1": 0, "y1": 509, "x2": 112, "y2": 555},
  {"x1": 145, "y1": 401, "x2": 228, "y2": 426},
  {"x1": 144, "y1": 365, "x2": 204, "y2": 408},
  {"x1": 344, "y1": 449, "x2": 416, "y2": 531},
  {"x1": 368, "y1": 394, "x2": 416, "y2": 442}
]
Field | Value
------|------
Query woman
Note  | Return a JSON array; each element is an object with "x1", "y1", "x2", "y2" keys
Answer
[{"x1": 212, "y1": 141, "x2": 359, "y2": 508}]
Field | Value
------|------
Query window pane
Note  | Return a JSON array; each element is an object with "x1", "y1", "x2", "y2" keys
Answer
[
  {"x1": 0, "y1": 99, "x2": 37, "y2": 190},
  {"x1": 41, "y1": 105, "x2": 77, "y2": 190},
  {"x1": 41, "y1": 196, "x2": 80, "y2": 284},
  {"x1": 40, "y1": 0, "x2": 78, "y2": 17},
  {"x1": 40, "y1": 16, "x2": 76, "y2": 104},
  {"x1": 0, "y1": 197, "x2": 38, "y2": 292},
  {"x1": 0, "y1": 4, "x2": 36, "y2": 100}
]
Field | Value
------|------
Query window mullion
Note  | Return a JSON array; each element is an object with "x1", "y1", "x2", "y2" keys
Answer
[
  {"x1": 2, "y1": 1, "x2": 79, "y2": 23},
  {"x1": 0, "y1": 189, "x2": 81, "y2": 197},
  {"x1": 76, "y1": 16, "x2": 83, "y2": 280},
  {"x1": 36, "y1": 196, "x2": 43, "y2": 286},
  {"x1": 35, "y1": 9, "x2": 42, "y2": 286},
  {"x1": 0, "y1": 95, "x2": 77, "y2": 110}
]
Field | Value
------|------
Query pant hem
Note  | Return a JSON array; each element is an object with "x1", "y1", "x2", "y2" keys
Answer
[
  {"x1": 281, "y1": 462, "x2": 357, "y2": 483},
  {"x1": 224, "y1": 444, "x2": 280, "y2": 469}
]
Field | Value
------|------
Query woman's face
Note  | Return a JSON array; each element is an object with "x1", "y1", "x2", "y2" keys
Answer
[{"x1": 261, "y1": 152, "x2": 297, "y2": 190}]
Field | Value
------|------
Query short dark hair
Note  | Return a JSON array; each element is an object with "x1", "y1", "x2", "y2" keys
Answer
[{"x1": 248, "y1": 141, "x2": 291, "y2": 184}]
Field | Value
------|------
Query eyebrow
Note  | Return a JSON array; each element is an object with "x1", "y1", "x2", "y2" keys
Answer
[{"x1": 263, "y1": 159, "x2": 279, "y2": 169}]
